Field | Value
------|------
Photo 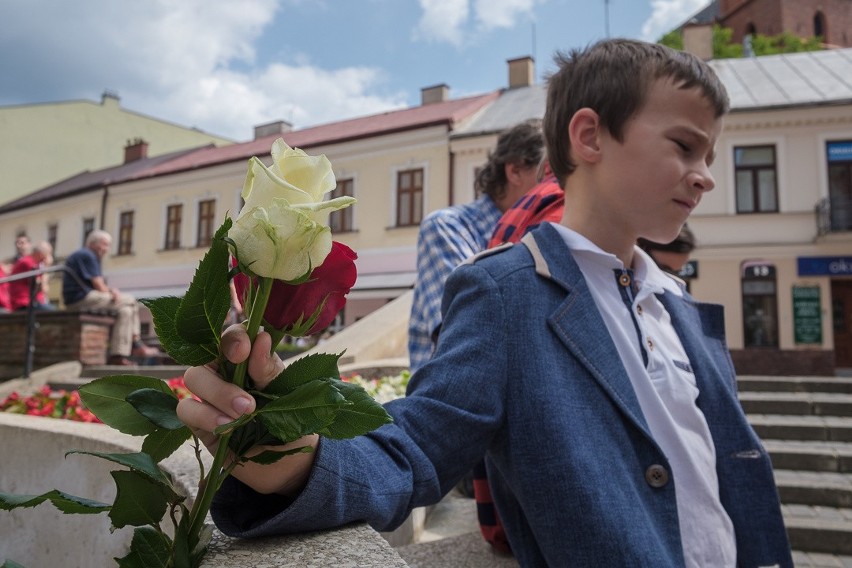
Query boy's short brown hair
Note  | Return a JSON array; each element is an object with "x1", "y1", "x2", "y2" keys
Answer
[{"x1": 543, "y1": 38, "x2": 730, "y2": 186}]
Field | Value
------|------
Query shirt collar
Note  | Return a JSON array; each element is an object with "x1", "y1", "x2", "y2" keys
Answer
[{"x1": 549, "y1": 222, "x2": 683, "y2": 297}]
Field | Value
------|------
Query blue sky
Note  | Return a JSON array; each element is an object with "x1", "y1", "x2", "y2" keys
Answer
[{"x1": 0, "y1": 0, "x2": 710, "y2": 141}]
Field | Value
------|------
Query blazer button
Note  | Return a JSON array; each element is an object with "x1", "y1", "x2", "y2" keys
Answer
[{"x1": 645, "y1": 464, "x2": 669, "y2": 488}]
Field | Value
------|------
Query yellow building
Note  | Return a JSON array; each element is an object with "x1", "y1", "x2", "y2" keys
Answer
[{"x1": 0, "y1": 91, "x2": 233, "y2": 209}]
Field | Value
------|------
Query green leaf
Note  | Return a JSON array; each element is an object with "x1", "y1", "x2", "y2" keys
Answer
[
  {"x1": 265, "y1": 352, "x2": 344, "y2": 395},
  {"x1": 175, "y1": 218, "x2": 233, "y2": 345},
  {"x1": 244, "y1": 445, "x2": 314, "y2": 465},
  {"x1": 79, "y1": 375, "x2": 175, "y2": 435},
  {"x1": 126, "y1": 388, "x2": 183, "y2": 430},
  {"x1": 0, "y1": 489, "x2": 110, "y2": 514},
  {"x1": 257, "y1": 379, "x2": 350, "y2": 442},
  {"x1": 1, "y1": 560, "x2": 27, "y2": 568},
  {"x1": 142, "y1": 296, "x2": 219, "y2": 366},
  {"x1": 115, "y1": 527, "x2": 171, "y2": 568},
  {"x1": 67, "y1": 451, "x2": 178, "y2": 500},
  {"x1": 142, "y1": 427, "x2": 193, "y2": 463},
  {"x1": 319, "y1": 379, "x2": 394, "y2": 439},
  {"x1": 108, "y1": 470, "x2": 170, "y2": 529}
]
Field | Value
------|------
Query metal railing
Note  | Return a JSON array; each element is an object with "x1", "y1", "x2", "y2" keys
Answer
[
  {"x1": 816, "y1": 196, "x2": 852, "y2": 236},
  {"x1": 0, "y1": 264, "x2": 90, "y2": 378}
]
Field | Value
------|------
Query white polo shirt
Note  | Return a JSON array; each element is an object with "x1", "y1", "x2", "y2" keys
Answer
[{"x1": 552, "y1": 223, "x2": 736, "y2": 567}]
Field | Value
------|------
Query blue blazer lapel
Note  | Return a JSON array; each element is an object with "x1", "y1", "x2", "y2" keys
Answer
[{"x1": 524, "y1": 224, "x2": 654, "y2": 439}]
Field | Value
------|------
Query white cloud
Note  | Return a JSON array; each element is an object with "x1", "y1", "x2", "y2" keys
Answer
[
  {"x1": 0, "y1": 0, "x2": 407, "y2": 140},
  {"x1": 413, "y1": 0, "x2": 470, "y2": 46},
  {"x1": 413, "y1": 0, "x2": 540, "y2": 47},
  {"x1": 641, "y1": 0, "x2": 710, "y2": 41},
  {"x1": 473, "y1": 0, "x2": 537, "y2": 31}
]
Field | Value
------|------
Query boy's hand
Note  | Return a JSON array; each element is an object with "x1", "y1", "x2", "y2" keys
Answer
[{"x1": 177, "y1": 324, "x2": 318, "y2": 496}]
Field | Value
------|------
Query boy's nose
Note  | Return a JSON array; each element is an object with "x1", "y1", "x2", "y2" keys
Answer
[{"x1": 688, "y1": 163, "x2": 715, "y2": 193}]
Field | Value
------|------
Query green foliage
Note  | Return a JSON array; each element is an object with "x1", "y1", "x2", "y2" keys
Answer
[
  {"x1": 79, "y1": 375, "x2": 176, "y2": 436},
  {"x1": 0, "y1": 489, "x2": 110, "y2": 514},
  {"x1": 658, "y1": 24, "x2": 824, "y2": 59},
  {"x1": 174, "y1": 219, "x2": 233, "y2": 345},
  {"x1": 658, "y1": 29, "x2": 683, "y2": 51}
]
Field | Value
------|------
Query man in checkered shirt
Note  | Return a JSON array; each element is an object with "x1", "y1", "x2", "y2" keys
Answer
[{"x1": 407, "y1": 121, "x2": 543, "y2": 372}]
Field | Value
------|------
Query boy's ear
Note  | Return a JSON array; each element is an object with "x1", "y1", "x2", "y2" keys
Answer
[{"x1": 569, "y1": 108, "x2": 602, "y2": 164}]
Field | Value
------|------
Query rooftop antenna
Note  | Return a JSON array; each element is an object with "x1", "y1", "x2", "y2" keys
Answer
[{"x1": 531, "y1": 21, "x2": 537, "y2": 81}]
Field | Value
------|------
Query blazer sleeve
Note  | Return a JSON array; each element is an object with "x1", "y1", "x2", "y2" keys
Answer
[{"x1": 211, "y1": 261, "x2": 510, "y2": 537}]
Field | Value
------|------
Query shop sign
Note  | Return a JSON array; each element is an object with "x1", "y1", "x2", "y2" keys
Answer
[
  {"x1": 792, "y1": 285, "x2": 822, "y2": 345},
  {"x1": 797, "y1": 256, "x2": 852, "y2": 276}
]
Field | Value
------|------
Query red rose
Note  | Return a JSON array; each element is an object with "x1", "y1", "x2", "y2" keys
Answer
[{"x1": 234, "y1": 241, "x2": 357, "y2": 335}]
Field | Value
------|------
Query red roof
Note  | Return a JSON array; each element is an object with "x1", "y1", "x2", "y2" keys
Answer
[{"x1": 133, "y1": 91, "x2": 500, "y2": 180}]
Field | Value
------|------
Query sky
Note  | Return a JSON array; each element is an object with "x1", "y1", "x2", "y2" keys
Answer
[{"x1": 0, "y1": 0, "x2": 710, "y2": 142}]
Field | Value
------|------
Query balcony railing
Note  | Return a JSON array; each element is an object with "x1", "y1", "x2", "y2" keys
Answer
[{"x1": 816, "y1": 196, "x2": 852, "y2": 236}]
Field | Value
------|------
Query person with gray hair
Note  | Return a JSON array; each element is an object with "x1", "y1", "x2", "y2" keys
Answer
[{"x1": 62, "y1": 230, "x2": 159, "y2": 365}]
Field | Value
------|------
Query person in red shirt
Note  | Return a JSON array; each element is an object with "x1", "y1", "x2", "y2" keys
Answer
[
  {"x1": 487, "y1": 161, "x2": 563, "y2": 249},
  {"x1": 9, "y1": 241, "x2": 55, "y2": 311}
]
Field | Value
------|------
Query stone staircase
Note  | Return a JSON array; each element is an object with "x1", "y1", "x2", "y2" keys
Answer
[{"x1": 738, "y1": 376, "x2": 852, "y2": 566}]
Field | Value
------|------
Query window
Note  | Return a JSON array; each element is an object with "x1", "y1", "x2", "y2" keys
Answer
[
  {"x1": 827, "y1": 140, "x2": 852, "y2": 232},
  {"x1": 814, "y1": 11, "x2": 825, "y2": 39},
  {"x1": 47, "y1": 224, "x2": 58, "y2": 253},
  {"x1": 197, "y1": 199, "x2": 216, "y2": 247},
  {"x1": 118, "y1": 211, "x2": 134, "y2": 255},
  {"x1": 329, "y1": 178, "x2": 354, "y2": 233},
  {"x1": 396, "y1": 168, "x2": 424, "y2": 227},
  {"x1": 741, "y1": 261, "x2": 778, "y2": 348},
  {"x1": 82, "y1": 217, "x2": 95, "y2": 246},
  {"x1": 164, "y1": 204, "x2": 183, "y2": 250},
  {"x1": 734, "y1": 145, "x2": 778, "y2": 213}
]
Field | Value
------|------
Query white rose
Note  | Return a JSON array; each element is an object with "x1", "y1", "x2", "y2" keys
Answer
[{"x1": 229, "y1": 139, "x2": 355, "y2": 282}]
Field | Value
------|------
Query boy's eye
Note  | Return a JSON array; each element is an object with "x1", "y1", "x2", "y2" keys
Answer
[{"x1": 674, "y1": 140, "x2": 690, "y2": 152}]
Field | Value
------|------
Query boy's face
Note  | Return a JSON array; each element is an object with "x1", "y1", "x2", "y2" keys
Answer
[{"x1": 595, "y1": 78, "x2": 722, "y2": 250}]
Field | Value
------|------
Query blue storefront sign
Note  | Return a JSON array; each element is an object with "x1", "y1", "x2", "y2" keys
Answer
[
  {"x1": 798, "y1": 256, "x2": 852, "y2": 276},
  {"x1": 827, "y1": 141, "x2": 852, "y2": 162}
]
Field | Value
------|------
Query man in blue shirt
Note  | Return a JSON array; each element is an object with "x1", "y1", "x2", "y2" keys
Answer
[
  {"x1": 408, "y1": 121, "x2": 543, "y2": 371},
  {"x1": 63, "y1": 229, "x2": 158, "y2": 365}
]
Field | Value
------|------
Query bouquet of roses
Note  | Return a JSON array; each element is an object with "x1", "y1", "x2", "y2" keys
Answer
[{"x1": 0, "y1": 139, "x2": 392, "y2": 567}]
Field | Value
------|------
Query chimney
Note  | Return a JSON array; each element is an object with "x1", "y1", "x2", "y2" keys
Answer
[
  {"x1": 682, "y1": 22, "x2": 714, "y2": 61},
  {"x1": 101, "y1": 90, "x2": 120, "y2": 107},
  {"x1": 124, "y1": 138, "x2": 148, "y2": 163},
  {"x1": 421, "y1": 84, "x2": 449, "y2": 105},
  {"x1": 507, "y1": 56, "x2": 535, "y2": 88},
  {"x1": 254, "y1": 120, "x2": 293, "y2": 140}
]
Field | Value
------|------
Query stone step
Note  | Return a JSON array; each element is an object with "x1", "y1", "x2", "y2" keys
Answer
[
  {"x1": 783, "y1": 504, "x2": 852, "y2": 557},
  {"x1": 764, "y1": 440, "x2": 852, "y2": 473},
  {"x1": 740, "y1": 392, "x2": 852, "y2": 417},
  {"x1": 749, "y1": 414, "x2": 852, "y2": 443},
  {"x1": 775, "y1": 470, "x2": 852, "y2": 509},
  {"x1": 738, "y1": 376, "x2": 852, "y2": 394}
]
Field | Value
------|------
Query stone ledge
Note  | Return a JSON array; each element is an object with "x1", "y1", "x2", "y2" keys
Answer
[{"x1": 0, "y1": 413, "x2": 408, "y2": 566}]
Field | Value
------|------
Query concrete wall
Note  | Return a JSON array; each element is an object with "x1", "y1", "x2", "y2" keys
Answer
[{"x1": 0, "y1": 413, "x2": 408, "y2": 566}]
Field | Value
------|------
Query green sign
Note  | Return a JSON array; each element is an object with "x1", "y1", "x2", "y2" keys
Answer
[{"x1": 792, "y1": 286, "x2": 822, "y2": 344}]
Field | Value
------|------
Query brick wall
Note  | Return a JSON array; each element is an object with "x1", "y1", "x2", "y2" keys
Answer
[
  {"x1": 0, "y1": 311, "x2": 114, "y2": 379},
  {"x1": 720, "y1": 0, "x2": 851, "y2": 47},
  {"x1": 730, "y1": 348, "x2": 835, "y2": 376}
]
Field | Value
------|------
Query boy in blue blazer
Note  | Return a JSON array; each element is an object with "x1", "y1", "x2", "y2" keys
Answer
[{"x1": 179, "y1": 39, "x2": 792, "y2": 567}]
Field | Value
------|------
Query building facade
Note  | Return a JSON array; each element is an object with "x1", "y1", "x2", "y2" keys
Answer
[
  {"x1": 0, "y1": 92, "x2": 233, "y2": 209},
  {"x1": 3, "y1": 49, "x2": 851, "y2": 374}
]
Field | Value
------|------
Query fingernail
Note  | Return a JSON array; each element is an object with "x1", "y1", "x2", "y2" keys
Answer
[
  {"x1": 232, "y1": 397, "x2": 252, "y2": 415},
  {"x1": 215, "y1": 415, "x2": 232, "y2": 426}
]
